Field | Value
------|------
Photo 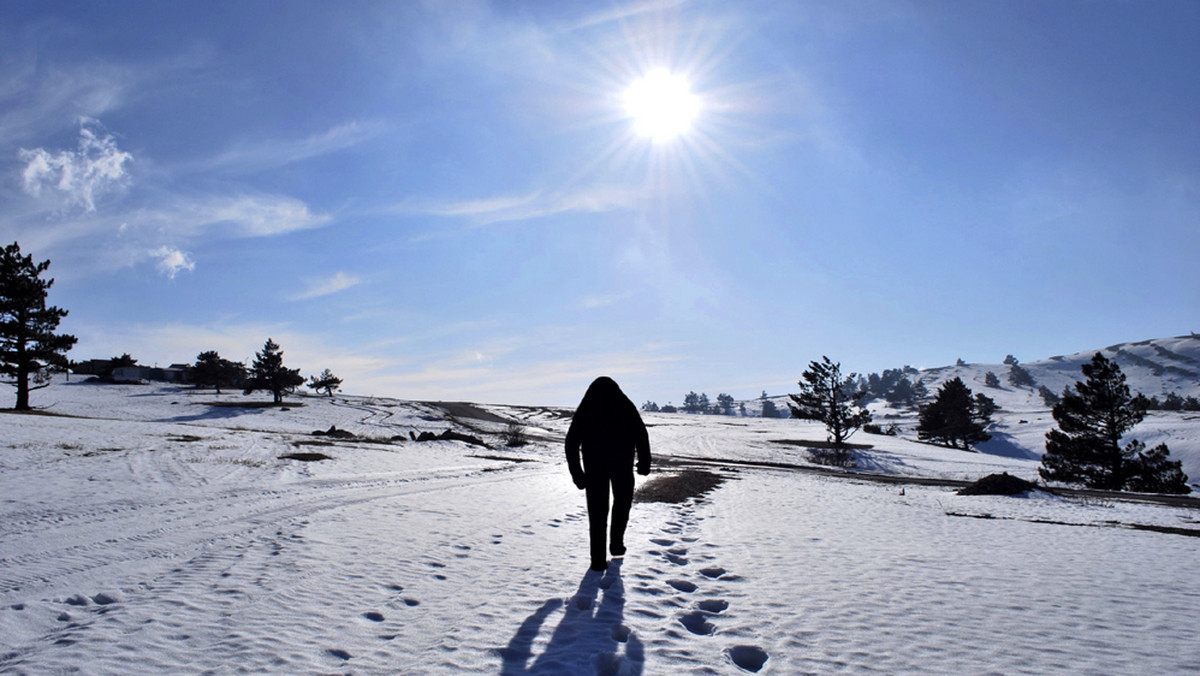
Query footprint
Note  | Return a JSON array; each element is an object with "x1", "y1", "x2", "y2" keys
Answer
[
  {"x1": 610, "y1": 624, "x2": 632, "y2": 642},
  {"x1": 698, "y1": 599, "x2": 729, "y2": 614},
  {"x1": 650, "y1": 538, "x2": 675, "y2": 547},
  {"x1": 386, "y1": 584, "x2": 404, "y2": 592},
  {"x1": 664, "y1": 553, "x2": 688, "y2": 566},
  {"x1": 403, "y1": 598, "x2": 420, "y2": 607},
  {"x1": 667, "y1": 579, "x2": 698, "y2": 593},
  {"x1": 679, "y1": 611, "x2": 716, "y2": 636},
  {"x1": 728, "y1": 645, "x2": 768, "y2": 672},
  {"x1": 699, "y1": 567, "x2": 726, "y2": 579},
  {"x1": 327, "y1": 648, "x2": 352, "y2": 661},
  {"x1": 363, "y1": 612, "x2": 385, "y2": 622}
]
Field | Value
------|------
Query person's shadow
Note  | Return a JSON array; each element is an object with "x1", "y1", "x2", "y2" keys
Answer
[{"x1": 498, "y1": 560, "x2": 643, "y2": 675}]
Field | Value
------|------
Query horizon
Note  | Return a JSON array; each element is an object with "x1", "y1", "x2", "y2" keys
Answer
[{"x1": 3, "y1": 1, "x2": 1198, "y2": 407}]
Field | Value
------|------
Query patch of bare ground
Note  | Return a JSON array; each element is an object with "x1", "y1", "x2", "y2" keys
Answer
[
  {"x1": 768, "y1": 438, "x2": 873, "y2": 450},
  {"x1": 279, "y1": 452, "x2": 333, "y2": 462},
  {"x1": 205, "y1": 401, "x2": 305, "y2": 409},
  {"x1": 945, "y1": 511, "x2": 1200, "y2": 538},
  {"x1": 634, "y1": 469, "x2": 727, "y2": 504}
]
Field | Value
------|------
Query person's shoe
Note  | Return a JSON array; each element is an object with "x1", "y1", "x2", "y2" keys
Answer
[
  {"x1": 590, "y1": 560, "x2": 608, "y2": 572},
  {"x1": 610, "y1": 542, "x2": 626, "y2": 557}
]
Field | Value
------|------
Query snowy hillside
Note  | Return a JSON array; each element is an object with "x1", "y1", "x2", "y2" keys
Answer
[
  {"x1": 2, "y1": 381, "x2": 1199, "y2": 674},
  {"x1": 748, "y1": 334, "x2": 1200, "y2": 487}
]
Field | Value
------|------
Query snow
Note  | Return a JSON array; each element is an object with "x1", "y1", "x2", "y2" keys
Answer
[{"x1": 2, "y1": 381, "x2": 1199, "y2": 674}]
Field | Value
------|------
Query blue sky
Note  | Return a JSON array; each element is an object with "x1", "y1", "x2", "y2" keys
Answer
[{"x1": 3, "y1": 0, "x2": 1197, "y2": 406}]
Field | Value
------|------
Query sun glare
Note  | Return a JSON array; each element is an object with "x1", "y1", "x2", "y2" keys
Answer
[{"x1": 624, "y1": 69, "x2": 700, "y2": 142}]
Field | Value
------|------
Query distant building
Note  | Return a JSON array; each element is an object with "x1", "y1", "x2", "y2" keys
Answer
[{"x1": 80, "y1": 360, "x2": 191, "y2": 384}]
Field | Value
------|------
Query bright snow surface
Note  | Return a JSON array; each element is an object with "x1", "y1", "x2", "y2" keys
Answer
[{"x1": 2, "y1": 382, "x2": 1198, "y2": 674}]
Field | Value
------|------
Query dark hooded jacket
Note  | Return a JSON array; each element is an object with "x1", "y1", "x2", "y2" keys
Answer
[{"x1": 565, "y1": 377, "x2": 651, "y2": 487}]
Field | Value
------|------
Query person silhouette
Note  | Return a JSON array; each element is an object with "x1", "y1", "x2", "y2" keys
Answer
[{"x1": 565, "y1": 377, "x2": 651, "y2": 572}]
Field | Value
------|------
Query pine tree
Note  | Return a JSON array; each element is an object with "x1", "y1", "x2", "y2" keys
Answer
[
  {"x1": 716, "y1": 393, "x2": 735, "y2": 416},
  {"x1": 1124, "y1": 441, "x2": 1190, "y2": 494},
  {"x1": 306, "y1": 368, "x2": 343, "y2": 397},
  {"x1": 984, "y1": 371, "x2": 1000, "y2": 388},
  {"x1": 0, "y1": 242, "x2": 77, "y2": 410},
  {"x1": 192, "y1": 351, "x2": 245, "y2": 394},
  {"x1": 1040, "y1": 353, "x2": 1189, "y2": 493},
  {"x1": 917, "y1": 377, "x2": 994, "y2": 449},
  {"x1": 788, "y1": 356, "x2": 871, "y2": 447},
  {"x1": 242, "y1": 338, "x2": 304, "y2": 404},
  {"x1": 1008, "y1": 363, "x2": 1036, "y2": 388},
  {"x1": 761, "y1": 399, "x2": 780, "y2": 418}
]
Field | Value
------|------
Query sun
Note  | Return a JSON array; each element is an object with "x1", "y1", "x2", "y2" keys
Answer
[{"x1": 623, "y1": 69, "x2": 700, "y2": 142}]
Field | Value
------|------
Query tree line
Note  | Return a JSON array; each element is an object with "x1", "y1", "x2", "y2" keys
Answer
[
  {"x1": 1, "y1": 241, "x2": 342, "y2": 409},
  {"x1": 790, "y1": 354, "x2": 1189, "y2": 493}
]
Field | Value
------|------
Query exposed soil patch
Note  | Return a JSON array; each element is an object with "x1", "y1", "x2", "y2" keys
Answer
[
  {"x1": 204, "y1": 401, "x2": 304, "y2": 409},
  {"x1": 957, "y1": 472, "x2": 1040, "y2": 496},
  {"x1": 635, "y1": 469, "x2": 727, "y2": 504},
  {"x1": 414, "y1": 429, "x2": 490, "y2": 448},
  {"x1": 424, "y1": 402, "x2": 512, "y2": 425},
  {"x1": 279, "y1": 452, "x2": 332, "y2": 462},
  {"x1": 470, "y1": 455, "x2": 537, "y2": 463},
  {"x1": 769, "y1": 439, "x2": 873, "y2": 450},
  {"x1": 945, "y1": 511, "x2": 1200, "y2": 538}
]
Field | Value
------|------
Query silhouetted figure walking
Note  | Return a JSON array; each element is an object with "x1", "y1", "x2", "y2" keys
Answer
[{"x1": 566, "y1": 377, "x2": 651, "y2": 572}]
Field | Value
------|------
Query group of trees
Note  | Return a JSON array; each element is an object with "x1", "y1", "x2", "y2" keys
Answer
[
  {"x1": 193, "y1": 340, "x2": 342, "y2": 404},
  {"x1": 1, "y1": 241, "x2": 342, "y2": 410},
  {"x1": 859, "y1": 367, "x2": 928, "y2": 408},
  {"x1": 788, "y1": 353, "x2": 1189, "y2": 494},
  {"x1": 642, "y1": 391, "x2": 742, "y2": 416},
  {"x1": 1143, "y1": 392, "x2": 1200, "y2": 411}
]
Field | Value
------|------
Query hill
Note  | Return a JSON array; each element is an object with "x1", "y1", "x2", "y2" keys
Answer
[{"x1": 743, "y1": 334, "x2": 1200, "y2": 485}]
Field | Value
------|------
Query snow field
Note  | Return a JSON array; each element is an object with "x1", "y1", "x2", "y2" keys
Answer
[{"x1": 2, "y1": 383, "x2": 1199, "y2": 674}]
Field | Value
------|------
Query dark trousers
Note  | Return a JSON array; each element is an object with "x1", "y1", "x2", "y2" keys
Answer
[{"x1": 585, "y1": 469, "x2": 634, "y2": 567}]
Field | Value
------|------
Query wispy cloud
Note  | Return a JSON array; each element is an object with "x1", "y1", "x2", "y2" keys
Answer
[
  {"x1": 0, "y1": 58, "x2": 133, "y2": 143},
  {"x1": 378, "y1": 344, "x2": 681, "y2": 405},
  {"x1": 18, "y1": 119, "x2": 133, "y2": 212},
  {"x1": 188, "y1": 120, "x2": 385, "y2": 174},
  {"x1": 414, "y1": 184, "x2": 642, "y2": 225},
  {"x1": 150, "y1": 246, "x2": 195, "y2": 279},
  {"x1": 182, "y1": 193, "x2": 332, "y2": 238},
  {"x1": 577, "y1": 294, "x2": 622, "y2": 310},
  {"x1": 567, "y1": 0, "x2": 689, "y2": 31},
  {"x1": 290, "y1": 271, "x2": 361, "y2": 301}
]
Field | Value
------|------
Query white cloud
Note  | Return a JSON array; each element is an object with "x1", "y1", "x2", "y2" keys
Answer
[
  {"x1": 578, "y1": 294, "x2": 621, "y2": 309},
  {"x1": 290, "y1": 271, "x2": 361, "y2": 301},
  {"x1": 417, "y1": 185, "x2": 642, "y2": 225},
  {"x1": 190, "y1": 120, "x2": 385, "y2": 174},
  {"x1": 18, "y1": 120, "x2": 132, "y2": 212},
  {"x1": 150, "y1": 246, "x2": 195, "y2": 279},
  {"x1": 196, "y1": 194, "x2": 331, "y2": 237}
]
